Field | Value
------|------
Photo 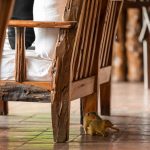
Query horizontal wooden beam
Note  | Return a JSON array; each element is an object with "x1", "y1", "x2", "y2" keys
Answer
[
  {"x1": 123, "y1": 1, "x2": 150, "y2": 8},
  {"x1": 99, "y1": 66, "x2": 111, "y2": 84},
  {"x1": 0, "y1": 81, "x2": 52, "y2": 90},
  {"x1": 71, "y1": 76, "x2": 95, "y2": 100},
  {"x1": 8, "y1": 20, "x2": 76, "y2": 29},
  {"x1": 0, "y1": 82, "x2": 51, "y2": 102}
]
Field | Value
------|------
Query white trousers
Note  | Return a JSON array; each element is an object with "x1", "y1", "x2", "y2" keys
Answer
[{"x1": 33, "y1": 0, "x2": 67, "y2": 60}]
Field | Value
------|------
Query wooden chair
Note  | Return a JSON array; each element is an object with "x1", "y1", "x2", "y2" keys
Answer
[
  {"x1": 0, "y1": 0, "x2": 123, "y2": 142},
  {"x1": 0, "y1": 0, "x2": 15, "y2": 115}
]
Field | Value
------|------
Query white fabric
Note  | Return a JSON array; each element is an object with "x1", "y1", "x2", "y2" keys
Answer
[
  {"x1": 0, "y1": 50, "x2": 52, "y2": 81},
  {"x1": 33, "y1": 0, "x2": 67, "y2": 60}
]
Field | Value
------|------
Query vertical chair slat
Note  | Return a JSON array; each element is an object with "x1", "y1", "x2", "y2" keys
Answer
[
  {"x1": 74, "y1": 0, "x2": 91, "y2": 80},
  {"x1": 15, "y1": 27, "x2": 26, "y2": 82},
  {"x1": 72, "y1": 0, "x2": 87, "y2": 81},
  {"x1": 89, "y1": 0, "x2": 106, "y2": 75},
  {"x1": 102, "y1": 1, "x2": 116, "y2": 67},
  {"x1": 100, "y1": 1, "x2": 113, "y2": 67},
  {"x1": 99, "y1": 1, "x2": 112, "y2": 68},
  {"x1": 105, "y1": 2, "x2": 118, "y2": 66},
  {"x1": 101, "y1": 0, "x2": 118, "y2": 68},
  {"x1": 84, "y1": 0, "x2": 99, "y2": 78},
  {"x1": 79, "y1": 0, "x2": 95, "y2": 79}
]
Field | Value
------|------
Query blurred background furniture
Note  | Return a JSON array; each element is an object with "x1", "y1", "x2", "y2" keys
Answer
[
  {"x1": 139, "y1": 7, "x2": 150, "y2": 89},
  {"x1": 112, "y1": 0, "x2": 150, "y2": 88}
]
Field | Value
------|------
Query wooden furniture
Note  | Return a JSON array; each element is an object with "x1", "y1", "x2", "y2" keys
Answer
[
  {"x1": 139, "y1": 7, "x2": 150, "y2": 89},
  {"x1": 0, "y1": 0, "x2": 123, "y2": 142},
  {"x1": 120, "y1": 0, "x2": 150, "y2": 87},
  {"x1": 0, "y1": 0, "x2": 15, "y2": 115},
  {"x1": 124, "y1": 0, "x2": 150, "y2": 8}
]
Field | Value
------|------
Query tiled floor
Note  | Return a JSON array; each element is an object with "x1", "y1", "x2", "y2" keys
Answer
[{"x1": 0, "y1": 82, "x2": 150, "y2": 150}]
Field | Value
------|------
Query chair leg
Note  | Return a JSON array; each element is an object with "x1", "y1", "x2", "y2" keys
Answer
[
  {"x1": 51, "y1": 95, "x2": 70, "y2": 143},
  {"x1": 100, "y1": 81, "x2": 111, "y2": 116},
  {"x1": 0, "y1": 1, "x2": 14, "y2": 116},
  {"x1": 51, "y1": 56, "x2": 71, "y2": 142},
  {"x1": 0, "y1": 101, "x2": 8, "y2": 115},
  {"x1": 80, "y1": 93, "x2": 97, "y2": 124}
]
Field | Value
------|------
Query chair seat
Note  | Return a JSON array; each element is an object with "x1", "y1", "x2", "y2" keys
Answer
[{"x1": 0, "y1": 81, "x2": 52, "y2": 102}]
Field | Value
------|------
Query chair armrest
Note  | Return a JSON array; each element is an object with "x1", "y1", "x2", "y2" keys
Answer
[{"x1": 8, "y1": 20, "x2": 76, "y2": 29}]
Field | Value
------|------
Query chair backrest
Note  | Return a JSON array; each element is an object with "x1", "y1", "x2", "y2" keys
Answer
[
  {"x1": 98, "y1": 0, "x2": 123, "y2": 69},
  {"x1": 72, "y1": 0, "x2": 103, "y2": 81},
  {"x1": 51, "y1": 0, "x2": 124, "y2": 142},
  {"x1": 71, "y1": 0, "x2": 123, "y2": 81}
]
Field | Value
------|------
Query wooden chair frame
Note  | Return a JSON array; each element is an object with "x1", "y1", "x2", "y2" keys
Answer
[
  {"x1": 0, "y1": 0, "x2": 15, "y2": 115},
  {"x1": 124, "y1": 0, "x2": 150, "y2": 8},
  {"x1": 0, "y1": 0, "x2": 123, "y2": 142}
]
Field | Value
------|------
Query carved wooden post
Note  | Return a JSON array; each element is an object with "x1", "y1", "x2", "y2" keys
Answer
[
  {"x1": 112, "y1": 11, "x2": 126, "y2": 82},
  {"x1": 0, "y1": 0, "x2": 15, "y2": 115},
  {"x1": 126, "y1": 8, "x2": 143, "y2": 81},
  {"x1": 51, "y1": 0, "x2": 83, "y2": 143}
]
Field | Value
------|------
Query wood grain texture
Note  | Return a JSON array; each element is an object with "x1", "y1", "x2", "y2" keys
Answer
[
  {"x1": 80, "y1": 93, "x2": 97, "y2": 124},
  {"x1": 0, "y1": 81, "x2": 52, "y2": 90},
  {"x1": 51, "y1": 0, "x2": 83, "y2": 143},
  {"x1": 80, "y1": 0, "x2": 103, "y2": 123},
  {"x1": 9, "y1": 20, "x2": 76, "y2": 29},
  {"x1": 0, "y1": 101, "x2": 8, "y2": 115},
  {"x1": 0, "y1": 0, "x2": 124, "y2": 142},
  {"x1": 71, "y1": 76, "x2": 95, "y2": 100},
  {"x1": 98, "y1": 1, "x2": 123, "y2": 116},
  {"x1": 124, "y1": 1, "x2": 150, "y2": 8},
  {"x1": 99, "y1": 66, "x2": 112, "y2": 84},
  {"x1": 100, "y1": 82, "x2": 111, "y2": 115},
  {"x1": 0, "y1": 82, "x2": 50, "y2": 102},
  {"x1": 15, "y1": 27, "x2": 26, "y2": 82},
  {"x1": 0, "y1": 0, "x2": 15, "y2": 116}
]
